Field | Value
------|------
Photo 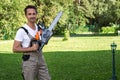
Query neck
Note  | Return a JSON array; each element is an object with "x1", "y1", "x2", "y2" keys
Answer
[{"x1": 27, "y1": 22, "x2": 36, "y2": 30}]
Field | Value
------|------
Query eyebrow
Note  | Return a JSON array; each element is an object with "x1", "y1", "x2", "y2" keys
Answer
[{"x1": 28, "y1": 13, "x2": 36, "y2": 15}]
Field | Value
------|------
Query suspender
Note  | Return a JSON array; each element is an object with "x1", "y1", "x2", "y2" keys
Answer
[
  {"x1": 21, "y1": 27, "x2": 29, "y2": 34},
  {"x1": 20, "y1": 26, "x2": 41, "y2": 39},
  {"x1": 20, "y1": 27, "x2": 33, "y2": 39},
  {"x1": 20, "y1": 25, "x2": 42, "y2": 47}
]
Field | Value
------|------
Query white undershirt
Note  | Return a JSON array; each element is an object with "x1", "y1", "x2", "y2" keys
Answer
[{"x1": 15, "y1": 24, "x2": 38, "y2": 48}]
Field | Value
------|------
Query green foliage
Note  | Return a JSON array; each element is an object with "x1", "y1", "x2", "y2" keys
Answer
[
  {"x1": 2, "y1": 0, "x2": 120, "y2": 40},
  {"x1": 87, "y1": 0, "x2": 120, "y2": 32},
  {"x1": 101, "y1": 26, "x2": 115, "y2": 34},
  {"x1": 53, "y1": 24, "x2": 65, "y2": 35},
  {"x1": 34, "y1": 0, "x2": 72, "y2": 40},
  {"x1": 36, "y1": 0, "x2": 90, "y2": 36},
  {"x1": 113, "y1": 24, "x2": 120, "y2": 34},
  {"x1": 36, "y1": 0, "x2": 64, "y2": 27},
  {"x1": 108, "y1": 1, "x2": 120, "y2": 24},
  {"x1": 62, "y1": 28, "x2": 70, "y2": 41},
  {"x1": 87, "y1": 25, "x2": 95, "y2": 32},
  {"x1": 0, "y1": 0, "x2": 35, "y2": 40}
]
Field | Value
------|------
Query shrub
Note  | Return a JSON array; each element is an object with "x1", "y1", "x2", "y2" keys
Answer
[
  {"x1": 63, "y1": 28, "x2": 70, "y2": 41},
  {"x1": 101, "y1": 26, "x2": 115, "y2": 34}
]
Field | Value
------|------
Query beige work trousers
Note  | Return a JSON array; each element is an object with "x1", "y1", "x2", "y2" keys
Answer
[{"x1": 22, "y1": 51, "x2": 51, "y2": 80}]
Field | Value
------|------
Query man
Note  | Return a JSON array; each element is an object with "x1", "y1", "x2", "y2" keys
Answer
[{"x1": 13, "y1": 5, "x2": 51, "y2": 80}]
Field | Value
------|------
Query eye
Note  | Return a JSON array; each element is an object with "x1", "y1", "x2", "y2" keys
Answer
[
  {"x1": 28, "y1": 13, "x2": 32, "y2": 15},
  {"x1": 33, "y1": 13, "x2": 36, "y2": 15},
  {"x1": 28, "y1": 13, "x2": 36, "y2": 15}
]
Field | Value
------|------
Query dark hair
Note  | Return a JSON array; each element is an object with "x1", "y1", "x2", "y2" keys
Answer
[{"x1": 24, "y1": 5, "x2": 37, "y2": 15}]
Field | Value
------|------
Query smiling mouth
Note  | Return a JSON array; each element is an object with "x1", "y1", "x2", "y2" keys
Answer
[{"x1": 30, "y1": 17, "x2": 36, "y2": 20}]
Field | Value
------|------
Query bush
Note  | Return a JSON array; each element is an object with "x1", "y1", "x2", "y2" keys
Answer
[
  {"x1": 0, "y1": 0, "x2": 34, "y2": 40},
  {"x1": 63, "y1": 28, "x2": 70, "y2": 41},
  {"x1": 101, "y1": 26, "x2": 115, "y2": 34}
]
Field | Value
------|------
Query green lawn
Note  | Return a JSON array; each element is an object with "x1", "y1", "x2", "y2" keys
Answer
[{"x1": 0, "y1": 36, "x2": 120, "y2": 80}]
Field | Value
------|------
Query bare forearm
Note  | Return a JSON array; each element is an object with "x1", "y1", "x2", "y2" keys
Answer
[{"x1": 13, "y1": 40, "x2": 38, "y2": 53}]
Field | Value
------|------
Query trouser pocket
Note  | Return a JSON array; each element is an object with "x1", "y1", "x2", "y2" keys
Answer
[{"x1": 22, "y1": 55, "x2": 30, "y2": 61}]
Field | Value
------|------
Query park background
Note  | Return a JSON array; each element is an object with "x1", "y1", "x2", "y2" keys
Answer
[{"x1": 0, "y1": 0, "x2": 120, "y2": 80}]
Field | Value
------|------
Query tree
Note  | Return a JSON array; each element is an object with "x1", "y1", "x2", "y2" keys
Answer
[
  {"x1": 0, "y1": 0, "x2": 34, "y2": 40},
  {"x1": 109, "y1": 1, "x2": 120, "y2": 24}
]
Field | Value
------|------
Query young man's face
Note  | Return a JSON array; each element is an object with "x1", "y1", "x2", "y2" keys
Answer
[{"x1": 25, "y1": 8, "x2": 37, "y2": 23}]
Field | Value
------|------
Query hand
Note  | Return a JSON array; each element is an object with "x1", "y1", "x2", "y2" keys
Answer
[{"x1": 31, "y1": 43, "x2": 39, "y2": 51}]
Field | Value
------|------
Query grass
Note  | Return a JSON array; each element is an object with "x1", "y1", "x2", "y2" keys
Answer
[{"x1": 0, "y1": 36, "x2": 120, "y2": 80}]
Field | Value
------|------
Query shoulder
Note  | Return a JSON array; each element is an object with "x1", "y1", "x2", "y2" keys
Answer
[
  {"x1": 17, "y1": 27, "x2": 26, "y2": 34},
  {"x1": 18, "y1": 24, "x2": 28, "y2": 33},
  {"x1": 16, "y1": 24, "x2": 28, "y2": 35}
]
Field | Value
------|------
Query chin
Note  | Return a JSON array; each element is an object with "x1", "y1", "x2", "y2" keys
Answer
[{"x1": 30, "y1": 21, "x2": 36, "y2": 23}]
